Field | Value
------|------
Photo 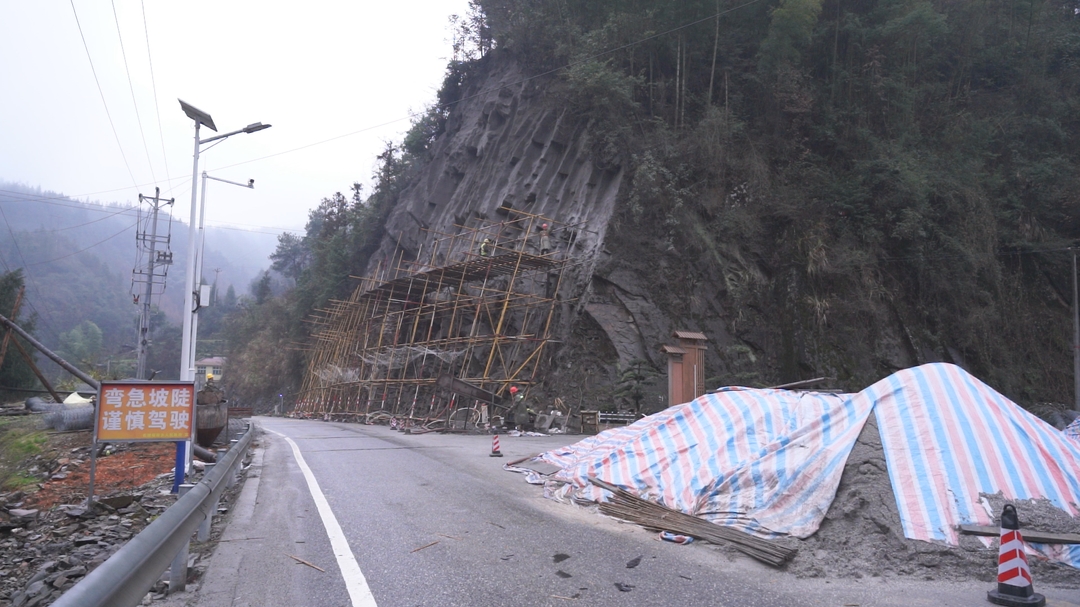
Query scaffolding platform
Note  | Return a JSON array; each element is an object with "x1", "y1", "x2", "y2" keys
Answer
[{"x1": 294, "y1": 210, "x2": 574, "y2": 428}]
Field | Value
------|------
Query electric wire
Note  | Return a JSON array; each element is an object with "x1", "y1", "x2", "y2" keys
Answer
[
  {"x1": 33, "y1": 3, "x2": 1077, "y2": 271},
  {"x1": 68, "y1": 0, "x2": 140, "y2": 191},
  {"x1": 0, "y1": 189, "x2": 300, "y2": 234},
  {"x1": 0, "y1": 189, "x2": 140, "y2": 216},
  {"x1": 52, "y1": 204, "x2": 138, "y2": 232},
  {"x1": 211, "y1": 0, "x2": 767, "y2": 173},
  {"x1": 141, "y1": 0, "x2": 172, "y2": 187},
  {"x1": 111, "y1": 0, "x2": 156, "y2": 184},
  {"x1": 26, "y1": 221, "x2": 138, "y2": 267},
  {"x1": 42, "y1": 3, "x2": 761, "y2": 209}
]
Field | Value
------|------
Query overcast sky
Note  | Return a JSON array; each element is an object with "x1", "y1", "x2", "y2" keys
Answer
[{"x1": 0, "y1": 0, "x2": 472, "y2": 236}]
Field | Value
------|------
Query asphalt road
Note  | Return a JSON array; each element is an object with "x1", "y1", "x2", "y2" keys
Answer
[{"x1": 164, "y1": 417, "x2": 1080, "y2": 607}]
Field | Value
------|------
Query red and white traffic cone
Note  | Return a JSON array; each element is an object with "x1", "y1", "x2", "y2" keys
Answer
[
  {"x1": 490, "y1": 433, "x2": 503, "y2": 457},
  {"x1": 987, "y1": 504, "x2": 1045, "y2": 607}
]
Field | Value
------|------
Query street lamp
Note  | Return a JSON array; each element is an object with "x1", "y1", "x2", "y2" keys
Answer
[
  {"x1": 189, "y1": 172, "x2": 254, "y2": 388},
  {"x1": 178, "y1": 99, "x2": 270, "y2": 384},
  {"x1": 176, "y1": 100, "x2": 269, "y2": 490}
]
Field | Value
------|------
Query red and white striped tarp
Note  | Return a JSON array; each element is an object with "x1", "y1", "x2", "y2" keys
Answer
[
  {"x1": 539, "y1": 388, "x2": 871, "y2": 538},
  {"x1": 533, "y1": 363, "x2": 1080, "y2": 567},
  {"x1": 867, "y1": 363, "x2": 1080, "y2": 567}
]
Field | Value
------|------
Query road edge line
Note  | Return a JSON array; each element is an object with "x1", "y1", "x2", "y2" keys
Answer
[{"x1": 267, "y1": 428, "x2": 377, "y2": 607}]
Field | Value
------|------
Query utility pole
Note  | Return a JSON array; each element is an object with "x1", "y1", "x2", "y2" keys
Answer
[
  {"x1": 132, "y1": 187, "x2": 174, "y2": 380},
  {"x1": 212, "y1": 268, "x2": 222, "y2": 306},
  {"x1": 1073, "y1": 249, "x2": 1079, "y2": 411}
]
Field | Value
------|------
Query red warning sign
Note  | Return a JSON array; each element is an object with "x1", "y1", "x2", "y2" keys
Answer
[{"x1": 95, "y1": 381, "x2": 196, "y2": 442}]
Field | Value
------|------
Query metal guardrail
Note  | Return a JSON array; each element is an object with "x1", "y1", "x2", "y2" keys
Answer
[{"x1": 51, "y1": 424, "x2": 254, "y2": 607}]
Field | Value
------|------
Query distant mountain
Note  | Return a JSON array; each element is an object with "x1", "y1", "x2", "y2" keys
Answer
[{"x1": 0, "y1": 182, "x2": 279, "y2": 377}]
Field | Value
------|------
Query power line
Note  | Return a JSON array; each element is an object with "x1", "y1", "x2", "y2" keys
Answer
[
  {"x1": 212, "y1": 0, "x2": 767, "y2": 173},
  {"x1": 0, "y1": 189, "x2": 301, "y2": 234},
  {"x1": 69, "y1": 0, "x2": 140, "y2": 191},
  {"x1": 141, "y1": 0, "x2": 171, "y2": 187},
  {"x1": 31, "y1": 4, "x2": 762, "y2": 211},
  {"x1": 111, "y1": 0, "x2": 156, "y2": 184},
  {"x1": 26, "y1": 222, "x2": 138, "y2": 267},
  {"x1": 0, "y1": 188, "x2": 140, "y2": 216}
]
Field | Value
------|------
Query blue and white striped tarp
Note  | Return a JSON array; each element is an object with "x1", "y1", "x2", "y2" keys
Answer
[
  {"x1": 540, "y1": 387, "x2": 871, "y2": 538},
  {"x1": 535, "y1": 363, "x2": 1080, "y2": 568},
  {"x1": 1065, "y1": 416, "x2": 1080, "y2": 443},
  {"x1": 869, "y1": 364, "x2": 1080, "y2": 567}
]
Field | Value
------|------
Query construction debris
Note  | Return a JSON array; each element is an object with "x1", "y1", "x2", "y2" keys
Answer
[{"x1": 590, "y1": 478, "x2": 797, "y2": 567}]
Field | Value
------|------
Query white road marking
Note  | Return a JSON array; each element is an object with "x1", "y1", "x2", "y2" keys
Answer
[{"x1": 268, "y1": 428, "x2": 378, "y2": 607}]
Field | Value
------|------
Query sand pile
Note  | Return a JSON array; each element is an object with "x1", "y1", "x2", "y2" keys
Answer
[{"x1": 785, "y1": 415, "x2": 1080, "y2": 585}]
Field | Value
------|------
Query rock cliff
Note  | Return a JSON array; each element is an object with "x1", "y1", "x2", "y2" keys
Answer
[{"x1": 361, "y1": 54, "x2": 951, "y2": 411}]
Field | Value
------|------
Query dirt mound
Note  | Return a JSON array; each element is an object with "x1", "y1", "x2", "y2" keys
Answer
[
  {"x1": 26, "y1": 441, "x2": 175, "y2": 509},
  {"x1": 786, "y1": 415, "x2": 1080, "y2": 585}
]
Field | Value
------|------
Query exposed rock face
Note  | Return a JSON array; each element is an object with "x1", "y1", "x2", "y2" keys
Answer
[
  {"x1": 380, "y1": 61, "x2": 622, "y2": 273},
  {"x1": 367, "y1": 59, "x2": 643, "y2": 401},
  {"x1": 364, "y1": 55, "x2": 927, "y2": 408}
]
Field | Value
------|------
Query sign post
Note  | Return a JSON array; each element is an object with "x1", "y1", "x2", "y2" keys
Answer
[{"x1": 89, "y1": 381, "x2": 195, "y2": 505}]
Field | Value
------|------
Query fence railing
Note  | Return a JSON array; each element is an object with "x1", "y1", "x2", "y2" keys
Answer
[{"x1": 51, "y1": 424, "x2": 254, "y2": 607}]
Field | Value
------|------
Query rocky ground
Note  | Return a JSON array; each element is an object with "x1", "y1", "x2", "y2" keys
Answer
[{"x1": 0, "y1": 417, "x2": 250, "y2": 607}]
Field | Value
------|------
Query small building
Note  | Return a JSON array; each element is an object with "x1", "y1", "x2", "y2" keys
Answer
[
  {"x1": 661, "y1": 331, "x2": 708, "y2": 407},
  {"x1": 194, "y1": 356, "x2": 225, "y2": 391}
]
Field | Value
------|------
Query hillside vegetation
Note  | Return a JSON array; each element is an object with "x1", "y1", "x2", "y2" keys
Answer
[
  {"x1": 227, "y1": 0, "x2": 1080, "y2": 410},
  {"x1": 0, "y1": 184, "x2": 276, "y2": 387}
]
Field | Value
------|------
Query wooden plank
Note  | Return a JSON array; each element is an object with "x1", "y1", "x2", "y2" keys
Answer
[{"x1": 958, "y1": 524, "x2": 1080, "y2": 544}]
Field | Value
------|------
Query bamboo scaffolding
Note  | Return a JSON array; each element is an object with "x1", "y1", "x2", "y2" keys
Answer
[{"x1": 295, "y1": 214, "x2": 573, "y2": 422}]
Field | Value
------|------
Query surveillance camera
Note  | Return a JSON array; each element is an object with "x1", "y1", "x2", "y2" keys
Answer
[{"x1": 248, "y1": 179, "x2": 255, "y2": 187}]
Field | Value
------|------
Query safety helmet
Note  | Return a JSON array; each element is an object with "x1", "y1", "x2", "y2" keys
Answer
[
  {"x1": 484, "y1": 238, "x2": 491, "y2": 243},
  {"x1": 541, "y1": 223, "x2": 548, "y2": 230},
  {"x1": 509, "y1": 386, "x2": 518, "y2": 394}
]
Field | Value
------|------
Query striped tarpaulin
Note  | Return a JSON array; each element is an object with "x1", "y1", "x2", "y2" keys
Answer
[
  {"x1": 535, "y1": 362, "x2": 1080, "y2": 568},
  {"x1": 539, "y1": 387, "x2": 871, "y2": 538},
  {"x1": 868, "y1": 363, "x2": 1080, "y2": 567},
  {"x1": 1065, "y1": 417, "x2": 1080, "y2": 443}
]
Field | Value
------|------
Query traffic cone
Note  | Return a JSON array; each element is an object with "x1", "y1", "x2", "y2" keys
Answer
[
  {"x1": 987, "y1": 504, "x2": 1045, "y2": 607},
  {"x1": 490, "y1": 433, "x2": 503, "y2": 457}
]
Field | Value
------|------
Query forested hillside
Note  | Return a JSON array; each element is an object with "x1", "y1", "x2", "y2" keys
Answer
[
  {"x1": 0, "y1": 184, "x2": 276, "y2": 386},
  {"x1": 227, "y1": 0, "x2": 1080, "y2": 413}
]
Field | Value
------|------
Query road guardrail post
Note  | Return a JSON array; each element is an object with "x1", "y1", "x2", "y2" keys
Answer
[
  {"x1": 197, "y1": 464, "x2": 216, "y2": 541},
  {"x1": 169, "y1": 484, "x2": 195, "y2": 593},
  {"x1": 227, "y1": 440, "x2": 239, "y2": 488}
]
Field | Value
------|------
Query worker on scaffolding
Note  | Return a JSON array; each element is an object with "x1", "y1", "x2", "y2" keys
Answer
[
  {"x1": 479, "y1": 237, "x2": 493, "y2": 257},
  {"x1": 538, "y1": 223, "x2": 552, "y2": 256},
  {"x1": 509, "y1": 385, "x2": 534, "y2": 430}
]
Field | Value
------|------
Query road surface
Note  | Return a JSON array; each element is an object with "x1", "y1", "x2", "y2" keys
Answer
[{"x1": 162, "y1": 417, "x2": 1080, "y2": 606}]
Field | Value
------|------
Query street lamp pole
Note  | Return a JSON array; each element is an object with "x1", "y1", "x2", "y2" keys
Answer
[
  {"x1": 179, "y1": 100, "x2": 270, "y2": 383},
  {"x1": 189, "y1": 172, "x2": 254, "y2": 385},
  {"x1": 177, "y1": 100, "x2": 269, "y2": 490}
]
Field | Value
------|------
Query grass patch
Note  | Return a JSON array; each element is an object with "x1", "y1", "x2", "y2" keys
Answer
[
  {"x1": 0, "y1": 417, "x2": 47, "y2": 490},
  {"x1": 4, "y1": 473, "x2": 39, "y2": 489}
]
